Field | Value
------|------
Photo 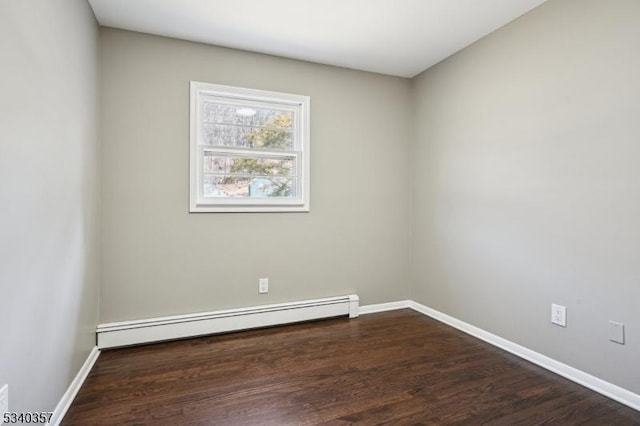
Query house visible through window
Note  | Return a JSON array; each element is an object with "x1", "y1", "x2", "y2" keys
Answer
[{"x1": 190, "y1": 81, "x2": 310, "y2": 212}]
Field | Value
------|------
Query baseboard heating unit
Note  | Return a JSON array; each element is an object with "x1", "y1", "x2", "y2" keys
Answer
[{"x1": 97, "y1": 294, "x2": 360, "y2": 349}]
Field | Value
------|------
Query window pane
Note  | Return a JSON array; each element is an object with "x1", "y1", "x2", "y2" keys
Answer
[
  {"x1": 203, "y1": 154, "x2": 296, "y2": 177},
  {"x1": 204, "y1": 175, "x2": 296, "y2": 198},
  {"x1": 203, "y1": 103, "x2": 293, "y2": 129},
  {"x1": 201, "y1": 123, "x2": 292, "y2": 149}
]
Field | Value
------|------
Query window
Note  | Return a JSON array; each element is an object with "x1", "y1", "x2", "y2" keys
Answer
[{"x1": 190, "y1": 81, "x2": 310, "y2": 212}]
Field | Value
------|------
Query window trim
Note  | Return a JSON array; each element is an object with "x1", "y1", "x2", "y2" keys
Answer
[{"x1": 189, "y1": 81, "x2": 310, "y2": 213}]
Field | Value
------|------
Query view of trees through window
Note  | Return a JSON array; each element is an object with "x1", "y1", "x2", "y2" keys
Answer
[{"x1": 201, "y1": 102, "x2": 297, "y2": 198}]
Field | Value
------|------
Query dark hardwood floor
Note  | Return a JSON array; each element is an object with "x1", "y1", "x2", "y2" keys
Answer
[{"x1": 63, "y1": 310, "x2": 640, "y2": 425}]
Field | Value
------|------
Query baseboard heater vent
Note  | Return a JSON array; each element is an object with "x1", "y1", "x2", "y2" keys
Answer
[{"x1": 97, "y1": 294, "x2": 360, "y2": 349}]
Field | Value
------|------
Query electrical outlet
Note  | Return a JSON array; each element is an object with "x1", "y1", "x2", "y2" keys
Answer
[
  {"x1": 551, "y1": 304, "x2": 566, "y2": 327},
  {"x1": 259, "y1": 278, "x2": 268, "y2": 294},
  {"x1": 0, "y1": 384, "x2": 8, "y2": 426},
  {"x1": 609, "y1": 321, "x2": 625, "y2": 344}
]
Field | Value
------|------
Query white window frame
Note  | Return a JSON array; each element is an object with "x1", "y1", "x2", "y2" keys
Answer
[{"x1": 189, "y1": 81, "x2": 310, "y2": 212}]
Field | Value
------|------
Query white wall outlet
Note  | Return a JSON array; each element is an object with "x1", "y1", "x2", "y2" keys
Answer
[
  {"x1": 609, "y1": 321, "x2": 625, "y2": 344},
  {"x1": 259, "y1": 278, "x2": 268, "y2": 294},
  {"x1": 0, "y1": 384, "x2": 8, "y2": 425},
  {"x1": 551, "y1": 304, "x2": 566, "y2": 327}
]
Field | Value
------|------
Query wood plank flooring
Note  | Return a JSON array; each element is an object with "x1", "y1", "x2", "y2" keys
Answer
[{"x1": 62, "y1": 310, "x2": 640, "y2": 425}]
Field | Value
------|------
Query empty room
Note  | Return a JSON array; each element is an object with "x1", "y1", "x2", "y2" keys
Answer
[{"x1": 1, "y1": 0, "x2": 639, "y2": 424}]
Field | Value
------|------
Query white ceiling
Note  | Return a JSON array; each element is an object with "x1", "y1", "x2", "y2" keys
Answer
[{"x1": 88, "y1": 0, "x2": 547, "y2": 78}]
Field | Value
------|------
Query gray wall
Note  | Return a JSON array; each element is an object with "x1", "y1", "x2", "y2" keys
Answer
[
  {"x1": 411, "y1": 0, "x2": 640, "y2": 393},
  {"x1": 99, "y1": 29, "x2": 412, "y2": 323},
  {"x1": 0, "y1": 0, "x2": 100, "y2": 415}
]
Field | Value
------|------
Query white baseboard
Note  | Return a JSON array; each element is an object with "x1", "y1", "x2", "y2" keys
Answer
[
  {"x1": 97, "y1": 294, "x2": 360, "y2": 349},
  {"x1": 359, "y1": 300, "x2": 410, "y2": 315},
  {"x1": 405, "y1": 301, "x2": 640, "y2": 412},
  {"x1": 49, "y1": 346, "x2": 100, "y2": 426}
]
